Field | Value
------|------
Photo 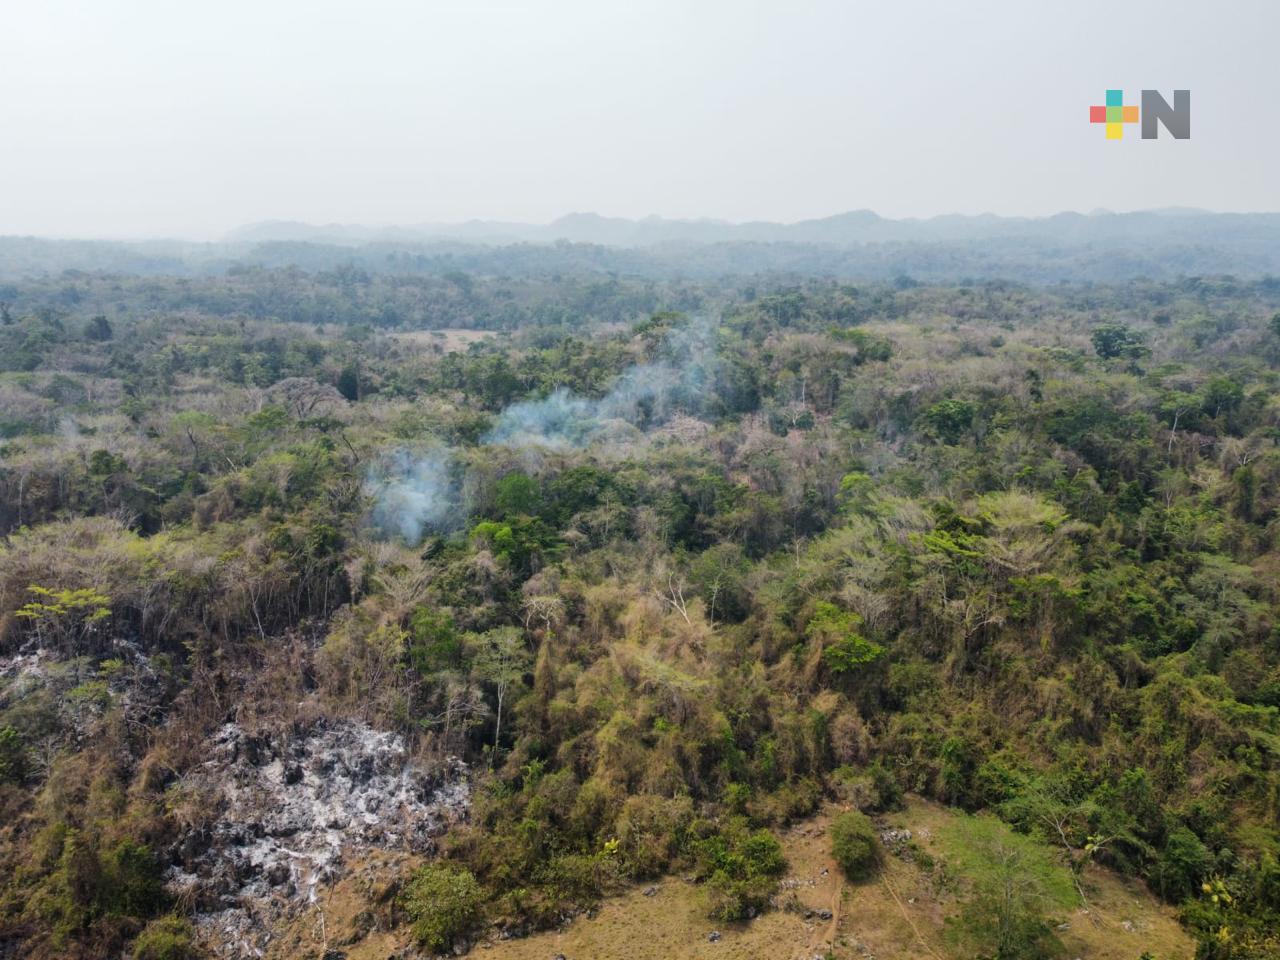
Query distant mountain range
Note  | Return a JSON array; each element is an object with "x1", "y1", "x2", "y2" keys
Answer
[
  {"x1": 225, "y1": 208, "x2": 1280, "y2": 248},
  {"x1": 6, "y1": 209, "x2": 1280, "y2": 283}
]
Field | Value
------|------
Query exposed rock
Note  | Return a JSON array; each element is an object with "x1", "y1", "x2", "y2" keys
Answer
[{"x1": 708, "y1": 930, "x2": 722, "y2": 942}]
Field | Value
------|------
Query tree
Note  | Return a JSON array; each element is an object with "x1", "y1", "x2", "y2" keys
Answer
[
  {"x1": 468, "y1": 626, "x2": 531, "y2": 762},
  {"x1": 15, "y1": 585, "x2": 111, "y2": 655},
  {"x1": 336, "y1": 362, "x2": 361, "y2": 401},
  {"x1": 1090, "y1": 323, "x2": 1148, "y2": 361},
  {"x1": 807, "y1": 602, "x2": 884, "y2": 674},
  {"x1": 83, "y1": 315, "x2": 113, "y2": 341},
  {"x1": 954, "y1": 843, "x2": 1061, "y2": 960},
  {"x1": 918, "y1": 398, "x2": 977, "y2": 445},
  {"x1": 830, "y1": 810, "x2": 881, "y2": 880},
  {"x1": 1201, "y1": 376, "x2": 1244, "y2": 419},
  {"x1": 494, "y1": 470, "x2": 540, "y2": 516},
  {"x1": 408, "y1": 607, "x2": 462, "y2": 673},
  {"x1": 0, "y1": 726, "x2": 28, "y2": 785},
  {"x1": 402, "y1": 864, "x2": 484, "y2": 952}
]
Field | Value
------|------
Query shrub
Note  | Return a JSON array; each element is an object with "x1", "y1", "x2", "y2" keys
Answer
[
  {"x1": 132, "y1": 915, "x2": 198, "y2": 960},
  {"x1": 402, "y1": 863, "x2": 484, "y2": 952},
  {"x1": 833, "y1": 762, "x2": 903, "y2": 814},
  {"x1": 692, "y1": 817, "x2": 787, "y2": 921},
  {"x1": 1151, "y1": 826, "x2": 1212, "y2": 903},
  {"x1": 0, "y1": 726, "x2": 28, "y2": 785},
  {"x1": 830, "y1": 810, "x2": 881, "y2": 881},
  {"x1": 615, "y1": 794, "x2": 694, "y2": 879},
  {"x1": 104, "y1": 839, "x2": 167, "y2": 917}
]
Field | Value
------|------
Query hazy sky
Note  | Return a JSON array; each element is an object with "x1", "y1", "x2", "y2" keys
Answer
[{"x1": 3, "y1": 0, "x2": 1278, "y2": 239}]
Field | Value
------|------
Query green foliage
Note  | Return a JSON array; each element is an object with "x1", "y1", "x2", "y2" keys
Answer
[
  {"x1": 829, "y1": 810, "x2": 881, "y2": 880},
  {"x1": 15, "y1": 585, "x2": 111, "y2": 652},
  {"x1": 1151, "y1": 826, "x2": 1213, "y2": 904},
  {"x1": 918, "y1": 397, "x2": 977, "y2": 444},
  {"x1": 131, "y1": 915, "x2": 199, "y2": 960},
  {"x1": 1090, "y1": 323, "x2": 1148, "y2": 361},
  {"x1": 494, "y1": 470, "x2": 540, "y2": 516},
  {"x1": 408, "y1": 607, "x2": 462, "y2": 673},
  {"x1": 692, "y1": 817, "x2": 787, "y2": 921},
  {"x1": 83, "y1": 315, "x2": 114, "y2": 342},
  {"x1": 471, "y1": 515, "x2": 560, "y2": 574},
  {"x1": 947, "y1": 840, "x2": 1064, "y2": 960},
  {"x1": 806, "y1": 602, "x2": 884, "y2": 674},
  {"x1": 20, "y1": 828, "x2": 168, "y2": 947},
  {"x1": 402, "y1": 863, "x2": 484, "y2": 952},
  {"x1": 0, "y1": 725, "x2": 28, "y2": 785}
]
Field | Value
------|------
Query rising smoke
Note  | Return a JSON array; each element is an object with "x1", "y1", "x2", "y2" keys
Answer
[{"x1": 367, "y1": 318, "x2": 718, "y2": 542}]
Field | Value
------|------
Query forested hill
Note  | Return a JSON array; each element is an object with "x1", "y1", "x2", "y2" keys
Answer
[
  {"x1": 224, "y1": 208, "x2": 1280, "y2": 249},
  {"x1": 0, "y1": 270, "x2": 1278, "y2": 959},
  {"x1": 7, "y1": 208, "x2": 1280, "y2": 283}
]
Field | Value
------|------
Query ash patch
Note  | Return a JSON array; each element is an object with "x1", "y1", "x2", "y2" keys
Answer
[{"x1": 167, "y1": 718, "x2": 468, "y2": 958}]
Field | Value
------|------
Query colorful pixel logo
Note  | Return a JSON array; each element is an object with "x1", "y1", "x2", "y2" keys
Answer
[
  {"x1": 1090, "y1": 89, "x2": 1190, "y2": 140},
  {"x1": 1090, "y1": 90, "x2": 1139, "y2": 139}
]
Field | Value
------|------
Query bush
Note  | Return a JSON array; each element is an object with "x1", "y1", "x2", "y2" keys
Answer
[
  {"x1": 402, "y1": 863, "x2": 484, "y2": 952},
  {"x1": 830, "y1": 810, "x2": 881, "y2": 881},
  {"x1": 0, "y1": 726, "x2": 28, "y2": 785},
  {"x1": 104, "y1": 839, "x2": 167, "y2": 917},
  {"x1": 132, "y1": 915, "x2": 198, "y2": 960},
  {"x1": 615, "y1": 794, "x2": 694, "y2": 879},
  {"x1": 692, "y1": 817, "x2": 787, "y2": 921},
  {"x1": 1151, "y1": 826, "x2": 1213, "y2": 903}
]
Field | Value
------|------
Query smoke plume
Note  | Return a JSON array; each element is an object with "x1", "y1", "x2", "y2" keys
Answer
[{"x1": 368, "y1": 318, "x2": 718, "y2": 542}]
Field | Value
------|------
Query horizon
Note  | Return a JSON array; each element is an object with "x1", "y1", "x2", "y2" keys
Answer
[
  {"x1": 4, "y1": 0, "x2": 1278, "y2": 239},
  {"x1": 9, "y1": 204, "x2": 1280, "y2": 245}
]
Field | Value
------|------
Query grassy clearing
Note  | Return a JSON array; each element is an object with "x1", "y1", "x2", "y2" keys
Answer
[
  {"x1": 281, "y1": 798, "x2": 1192, "y2": 960},
  {"x1": 931, "y1": 810, "x2": 1079, "y2": 911},
  {"x1": 388, "y1": 328, "x2": 495, "y2": 352}
]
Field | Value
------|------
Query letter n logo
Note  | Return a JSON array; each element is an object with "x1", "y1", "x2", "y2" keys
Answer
[{"x1": 1141, "y1": 90, "x2": 1190, "y2": 139}]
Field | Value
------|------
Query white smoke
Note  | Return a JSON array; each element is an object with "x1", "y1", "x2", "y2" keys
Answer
[
  {"x1": 368, "y1": 318, "x2": 718, "y2": 543},
  {"x1": 367, "y1": 446, "x2": 461, "y2": 540}
]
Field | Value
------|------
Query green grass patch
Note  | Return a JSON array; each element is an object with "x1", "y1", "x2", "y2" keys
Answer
[{"x1": 933, "y1": 811, "x2": 1077, "y2": 911}]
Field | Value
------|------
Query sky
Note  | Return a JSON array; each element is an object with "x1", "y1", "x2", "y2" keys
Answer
[{"x1": 2, "y1": 0, "x2": 1278, "y2": 239}]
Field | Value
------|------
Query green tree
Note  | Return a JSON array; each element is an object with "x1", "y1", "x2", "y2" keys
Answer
[
  {"x1": 0, "y1": 726, "x2": 28, "y2": 785},
  {"x1": 402, "y1": 863, "x2": 484, "y2": 952},
  {"x1": 468, "y1": 627, "x2": 532, "y2": 762},
  {"x1": 132, "y1": 916, "x2": 198, "y2": 960},
  {"x1": 83, "y1": 315, "x2": 113, "y2": 341},
  {"x1": 953, "y1": 843, "x2": 1061, "y2": 960},
  {"x1": 806, "y1": 602, "x2": 884, "y2": 674},
  {"x1": 918, "y1": 398, "x2": 977, "y2": 445},
  {"x1": 830, "y1": 810, "x2": 881, "y2": 880},
  {"x1": 1090, "y1": 323, "x2": 1148, "y2": 361}
]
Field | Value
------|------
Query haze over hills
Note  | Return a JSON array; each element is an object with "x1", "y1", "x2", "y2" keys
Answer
[
  {"x1": 7, "y1": 208, "x2": 1280, "y2": 284},
  {"x1": 225, "y1": 207, "x2": 1276, "y2": 248}
]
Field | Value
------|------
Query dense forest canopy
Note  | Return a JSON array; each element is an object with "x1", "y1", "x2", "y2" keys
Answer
[{"x1": 1, "y1": 252, "x2": 1278, "y2": 959}]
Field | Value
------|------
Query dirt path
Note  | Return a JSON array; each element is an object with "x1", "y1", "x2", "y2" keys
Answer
[{"x1": 801, "y1": 854, "x2": 843, "y2": 959}]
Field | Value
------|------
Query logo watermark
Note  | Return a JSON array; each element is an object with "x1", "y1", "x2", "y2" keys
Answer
[{"x1": 1089, "y1": 89, "x2": 1190, "y2": 140}]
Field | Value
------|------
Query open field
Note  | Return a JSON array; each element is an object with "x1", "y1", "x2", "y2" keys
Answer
[
  {"x1": 287, "y1": 798, "x2": 1192, "y2": 960},
  {"x1": 388, "y1": 328, "x2": 497, "y2": 353}
]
